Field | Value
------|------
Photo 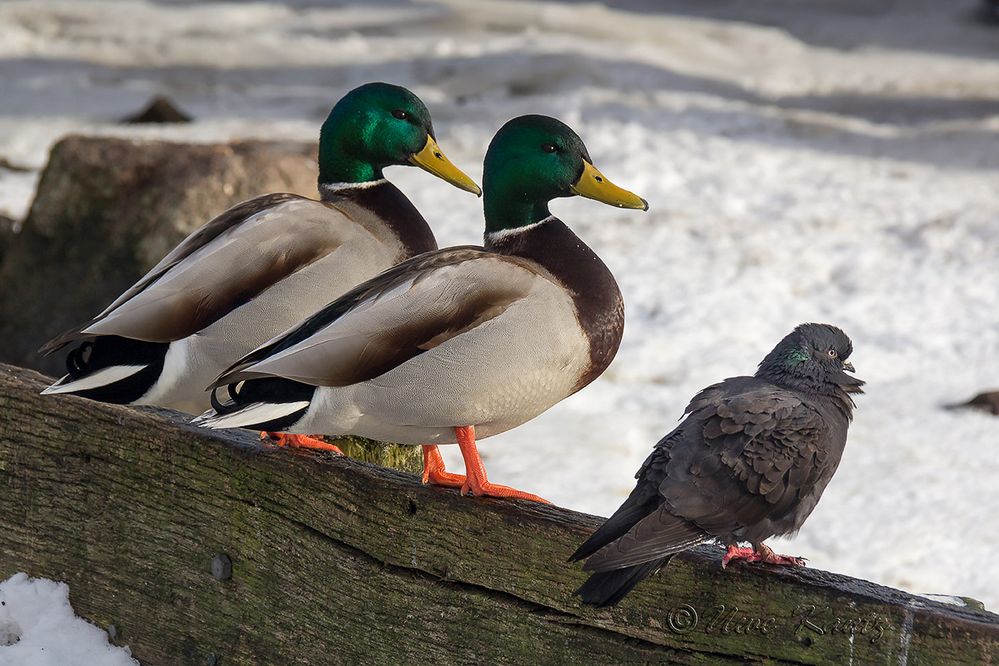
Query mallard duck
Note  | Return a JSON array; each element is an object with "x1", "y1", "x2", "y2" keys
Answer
[
  {"x1": 194, "y1": 115, "x2": 647, "y2": 501},
  {"x1": 40, "y1": 83, "x2": 480, "y2": 434}
]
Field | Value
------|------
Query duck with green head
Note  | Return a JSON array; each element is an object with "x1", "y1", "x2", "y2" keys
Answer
[
  {"x1": 195, "y1": 114, "x2": 648, "y2": 502},
  {"x1": 41, "y1": 82, "x2": 480, "y2": 451}
]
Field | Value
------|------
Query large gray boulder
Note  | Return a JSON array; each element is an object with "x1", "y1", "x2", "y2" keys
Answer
[{"x1": 0, "y1": 135, "x2": 318, "y2": 375}]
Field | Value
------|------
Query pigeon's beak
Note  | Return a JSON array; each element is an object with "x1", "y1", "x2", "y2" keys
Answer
[{"x1": 843, "y1": 361, "x2": 856, "y2": 373}]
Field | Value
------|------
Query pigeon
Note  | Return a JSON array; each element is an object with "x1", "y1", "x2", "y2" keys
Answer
[{"x1": 570, "y1": 323, "x2": 864, "y2": 607}]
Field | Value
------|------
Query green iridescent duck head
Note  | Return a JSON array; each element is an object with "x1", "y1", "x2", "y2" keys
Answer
[
  {"x1": 482, "y1": 115, "x2": 647, "y2": 233},
  {"x1": 318, "y1": 82, "x2": 480, "y2": 195}
]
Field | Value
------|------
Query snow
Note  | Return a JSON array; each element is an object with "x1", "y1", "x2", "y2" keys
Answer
[
  {"x1": 915, "y1": 593, "x2": 980, "y2": 609},
  {"x1": 0, "y1": 573, "x2": 137, "y2": 666},
  {"x1": 1, "y1": 0, "x2": 997, "y2": 611}
]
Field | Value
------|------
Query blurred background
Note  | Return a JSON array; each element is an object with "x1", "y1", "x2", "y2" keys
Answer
[{"x1": 1, "y1": 0, "x2": 997, "y2": 609}]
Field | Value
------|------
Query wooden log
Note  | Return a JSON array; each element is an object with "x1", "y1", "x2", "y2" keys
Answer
[{"x1": 0, "y1": 362, "x2": 996, "y2": 665}]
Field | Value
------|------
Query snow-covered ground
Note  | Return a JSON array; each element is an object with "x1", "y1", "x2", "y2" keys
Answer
[
  {"x1": 1, "y1": 0, "x2": 997, "y2": 612},
  {"x1": 0, "y1": 574, "x2": 136, "y2": 665}
]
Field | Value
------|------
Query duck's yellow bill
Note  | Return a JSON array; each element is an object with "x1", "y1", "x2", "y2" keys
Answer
[
  {"x1": 409, "y1": 136, "x2": 482, "y2": 196},
  {"x1": 570, "y1": 161, "x2": 648, "y2": 211}
]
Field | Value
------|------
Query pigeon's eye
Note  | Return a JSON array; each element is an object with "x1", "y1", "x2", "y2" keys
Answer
[
  {"x1": 541, "y1": 143, "x2": 558, "y2": 154},
  {"x1": 827, "y1": 349, "x2": 838, "y2": 359},
  {"x1": 392, "y1": 109, "x2": 409, "y2": 120}
]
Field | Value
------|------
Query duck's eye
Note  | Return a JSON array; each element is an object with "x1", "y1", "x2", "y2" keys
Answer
[
  {"x1": 541, "y1": 143, "x2": 557, "y2": 153},
  {"x1": 827, "y1": 348, "x2": 838, "y2": 359},
  {"x1": 392, "y1": 110, "x2": 409, "y2": 120}
]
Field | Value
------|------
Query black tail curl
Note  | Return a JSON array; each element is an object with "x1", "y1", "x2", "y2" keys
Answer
[
  {"x1": 208, "y1": 381, "x2": 242, "y2": 414},
  {"x1": 66, "y1": 341, "x2": 95, "y2": 377},
  {"x1": 57, "y1": 336, "x2": 168, "y2": 404},
  {"x1": 206, "y1": 376, "x2": 316, "y2": 431}
]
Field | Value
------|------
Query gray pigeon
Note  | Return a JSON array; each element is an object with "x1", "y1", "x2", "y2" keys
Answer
[{"x1": 571, "y1": 323, "x2": 864, "y2": 607}]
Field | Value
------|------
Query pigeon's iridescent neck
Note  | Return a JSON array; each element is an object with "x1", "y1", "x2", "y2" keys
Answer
[{"x1": 759, "y1": 367, "x2": 860, "y2": 419}]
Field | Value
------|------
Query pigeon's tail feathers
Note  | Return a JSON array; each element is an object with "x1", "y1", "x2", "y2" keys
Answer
[
  {"x1": 40, "y1": 337, "x2": 168, "y2": 404},
  {"x1": 575, "y1": 506, "x2": 708, "y2": 606},
  {"x1": 569, "y1": 493, "x2": 658, "y2": 562},
  {"x1": 582, "y1": 505, "x2": 710, "y2": 572},
  {"x1": 574, "y1": 556, "x2": 672, "y2": 607},
  {"x1": 193, "y1": 377, "x2": 315, "y2": 431}
]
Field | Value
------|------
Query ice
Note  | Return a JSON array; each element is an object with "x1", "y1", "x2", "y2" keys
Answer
[
  {"x1": 0, "y1": 573, "x2": 137, "y2": 666},
  {"x1": 0, "y1": 0, "x2": 997, "y2": 610}
]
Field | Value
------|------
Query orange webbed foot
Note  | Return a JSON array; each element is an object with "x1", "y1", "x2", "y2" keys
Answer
[
  {"x1": 421, "y1": 444, "x2": 466, "y2": 488},
  {"x1": 262, "y1": 432, "x2": 343, "y2": 455},
  {"x1": 459, "y1": 478, "x2": 550, "y2": 503},
  {"x1": 453, "y1": 426, "x2": 550, "y2": 504}
]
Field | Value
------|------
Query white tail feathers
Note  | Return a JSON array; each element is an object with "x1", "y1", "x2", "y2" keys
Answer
[
  {"x1": 40, "y1": 365, "x2": 147, "y2": 396},
  {"x1": 192, "y1": 401, "x2": 310, "y2": 430}
]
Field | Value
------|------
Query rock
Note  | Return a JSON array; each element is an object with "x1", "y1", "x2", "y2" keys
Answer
[
  {"x1": 0, "y1": 135, "x2": 318, "y2": 376},
  {"x1": 210, "y1": 553, "x2": 233, "y2": 581},
  {"x1": 979, "y1": 0, "x2": 999, "y2": 23},
  {"x1": 121, "y1": 95, "x2": 193, "y2": 124},
  {"x1": 946, "y1": 390, "x2": 999, "y2": 416}
]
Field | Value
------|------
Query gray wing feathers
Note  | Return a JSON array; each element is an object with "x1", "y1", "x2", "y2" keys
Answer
[
  {"x1": 83, "y1": 198, "x2": 343, "y2": 342},
  {"x1": 98, "y1": 193, "x2": 306, "y2": 317},
  {"x1": 662, "y1": 384, "x2": 829, "y2": 538},
  {"x1": 220, "y1": 252, "x2": 545, "y2": 387},
  {"x1": 41, "y1": 194, "x2": 319, "y2": 352}
]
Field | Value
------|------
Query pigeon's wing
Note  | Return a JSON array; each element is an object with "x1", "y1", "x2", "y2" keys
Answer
[
  {"x1": 571, "y1": 425, "x2": 712, "y2": 570},
  {"x1": 571, "y1": 431, "x2": 685, "y2": 563},
  {"x1": 570, "y1": 378, "x2": 759, "y2": 568},
  {"x1": 660, "y1": 382, "x2": 829, "y2": 536},
  {"x1": 680, "y1": 379, "x2": 732, "y2": 416},
  {"x1": 570, "y1": 380, "x2": 748, "y2": 561},
  {"x1": 571, "y1": 378, "x2": 790, "y2": 601}
]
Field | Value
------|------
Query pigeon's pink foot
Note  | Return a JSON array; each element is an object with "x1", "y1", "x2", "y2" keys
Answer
[
  {"x1": 722, "y1": 546, "x2": 755, "y2": 568},
  {"x1": 722, "y1": 543, "x2": 806, "y2": 569},
  {"x1": 421, "y1": 444, "x2": 466, "y2": 488}
]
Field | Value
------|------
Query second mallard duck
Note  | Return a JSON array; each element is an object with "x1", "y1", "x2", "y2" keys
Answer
[{"x1": 195, "y1": 115, "x2": 648, "y2": 501}]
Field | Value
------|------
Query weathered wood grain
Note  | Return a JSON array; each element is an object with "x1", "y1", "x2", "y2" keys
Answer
[{"x1": 0, "y1": 363, "x2": 996, "y2": 665}]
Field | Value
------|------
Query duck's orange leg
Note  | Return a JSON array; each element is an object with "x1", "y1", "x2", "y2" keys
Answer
[
  {"x1": 421, "y1": 444, "x2": 466, "y2": 487},
  {"x1": 453, "y1": 425, "x2": 549, "y2": 503},
  {"x1": 261, "y1": 431, "x2": 342, "y2": 455}
]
